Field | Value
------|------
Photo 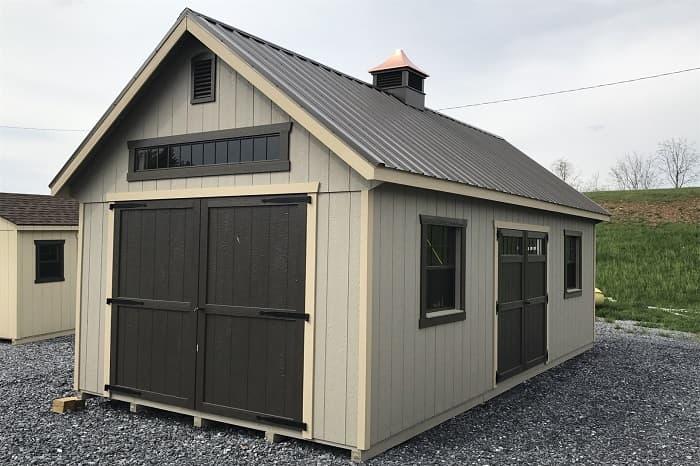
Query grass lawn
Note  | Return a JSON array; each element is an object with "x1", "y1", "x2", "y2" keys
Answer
[{"x1": 588, "y1": 187, "x2": 700, "y2": 334}]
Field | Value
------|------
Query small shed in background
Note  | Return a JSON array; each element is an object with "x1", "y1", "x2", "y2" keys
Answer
[{"x1": 0, "y1": 193, "x2": 78, "y2": 344}]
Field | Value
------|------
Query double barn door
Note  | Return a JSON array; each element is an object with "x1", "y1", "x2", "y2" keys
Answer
[
  {"x1": 108, "y1": 196, "x2": 307, "y2": 430},
  {"x1": 497, "y1": 229, "x2": 548, "y2": 382}
]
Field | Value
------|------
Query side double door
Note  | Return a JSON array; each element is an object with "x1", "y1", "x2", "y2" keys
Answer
[
  {"x1": 109, "y1": 195, "x2": 308, "y2": 429},
  {"x1": 497, "y1": 229, "x2": 548, "y2": 382}
]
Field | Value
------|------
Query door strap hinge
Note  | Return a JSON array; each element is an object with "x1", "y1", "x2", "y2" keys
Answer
[
  {"x1": 495, "y1": 301, "x2": 499, "y2": 313},
  {"x1": 256, "y1": 414, "x2": 307, "y2": 430},
  {"x1": 259, "y1": 310, "x2": 310, "y2": 321},
  {"x1": 106, "y1": 298, "x2": 144, "y2": 306},
  {"x1": 261, "y1": 195, "x2": 312, "y2": 205},
  {"x1": 105, "y1": 384, "x2": 142, "y2": 396},
  {"x1": 109, "y1": 202, "x2": 147, "y2": 210},
  {"x1": 545, "y1": 294, "x2": 549, "y2": 304}
]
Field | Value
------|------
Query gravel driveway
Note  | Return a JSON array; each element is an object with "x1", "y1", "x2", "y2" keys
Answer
[{"x1": 2, "y1": 321, "x2": 699, "y2": 465}]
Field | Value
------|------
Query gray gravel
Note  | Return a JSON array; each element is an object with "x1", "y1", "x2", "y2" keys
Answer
[{"x1": 1, "y1": 321, "x2": 698, "y2": 465}]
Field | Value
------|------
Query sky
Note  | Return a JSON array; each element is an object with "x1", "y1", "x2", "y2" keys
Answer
[{"x1": 1, "y1": 0, "x2": 699, "y2": 194}]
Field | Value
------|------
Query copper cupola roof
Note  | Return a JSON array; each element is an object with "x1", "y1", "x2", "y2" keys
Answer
[{"x1": 368, "y1": 49, "x2": 429, "y2": 77}]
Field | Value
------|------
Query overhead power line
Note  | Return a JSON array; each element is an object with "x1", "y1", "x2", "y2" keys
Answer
[
  {"x1": 0, "y1": 124, "x2": 88, "y2": 132},
  {"x1": 2, "y1": 66, "x2": 699, "y2": 130},
  {"x1": 437, "y1": 66, "x2": 700, "y2": 111}
]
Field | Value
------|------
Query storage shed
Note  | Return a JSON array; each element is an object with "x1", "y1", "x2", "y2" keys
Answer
[
  {"x1": 0, "y1": 193, "x2": 78, "y2": 344},
  {"x1": 52, "y1": 9, "x2": 609, "y2": 461}
]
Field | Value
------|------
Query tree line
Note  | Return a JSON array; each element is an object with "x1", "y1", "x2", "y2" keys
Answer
[{"x1": 550, "y1": 137, "x2": 699, "y2": 191}]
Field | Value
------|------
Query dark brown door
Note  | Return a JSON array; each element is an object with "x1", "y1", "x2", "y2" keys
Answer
[
  {"x1": 109, "y1": 200, "x2": 200, "y2": 408},
  {"x1": 195, "y1": 196, "x2": 307, "y2": 429},
  {"x1": 497, "y1": 229, "x2": 548, "y2": 382}
]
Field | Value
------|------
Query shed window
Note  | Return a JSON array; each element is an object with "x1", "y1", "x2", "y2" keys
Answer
[
  {"x1": 419, "y1": 215, "x2": 467, "y2": 328},
  {"x1": 564, "y1": 231, "x2": 582, "y2": 298},
  {"x1": 127, "y1": 123, "x2": 292, "y2": 181},
  {"x1": 35, "y1": 240, "x2": 65, "y2": 283}
]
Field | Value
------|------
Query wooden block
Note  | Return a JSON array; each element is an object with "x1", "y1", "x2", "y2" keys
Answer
[
  {"x1": 265, "y1": 431, "x2": 284, "y2": 444},
  {"x1": 129, "y1": 402, "x2": 141, "y2": 413},
  {"x1": 193, "y1": 416, "x2": 211, "y2": 428},
  {"x1": 51, "y1": 397, "x2": 85, "y2": 414}
]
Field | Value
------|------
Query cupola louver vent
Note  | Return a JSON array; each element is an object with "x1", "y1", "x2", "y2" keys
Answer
[
  {"x1": 191, "y1": 53, "x2": 216, "y2": 104},
  {"x1": 376, "y1": 71, "x2": 403, "y2": 89}
]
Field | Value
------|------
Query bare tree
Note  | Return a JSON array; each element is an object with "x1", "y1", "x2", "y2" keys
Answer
[
  {"x1": 610, "y1": 152, "x2": 658, "y2": 190},
  {"x1": 582, "y1": 171, "x2": 601, "y2": 192},
  {"x1": 550, "y1": 158, "x2": 581, "y2": 188},
  {"x1": 656, "y1": 138, "x2": 699, "y2": 188}
]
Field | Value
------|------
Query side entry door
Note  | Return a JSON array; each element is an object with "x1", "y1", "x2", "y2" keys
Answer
[
  {"x1": 109, "y1": 200, "x2": 200, "y2": 408},
  {"x1": 497, "y1": 229, "x2": 548, "y2": 382}
]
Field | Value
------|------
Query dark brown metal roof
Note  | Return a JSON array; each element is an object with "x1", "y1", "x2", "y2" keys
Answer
[
  {"x1": 0, "y1": 193, "x2": 78, "y2": 226},
  {"x1": 190, "y1": 11, "x2": 607, "y2": 216}
]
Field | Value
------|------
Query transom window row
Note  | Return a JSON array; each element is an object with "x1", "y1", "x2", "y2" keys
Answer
[{"x1": 134, "y1": 134, "x2": 281, "y2": 171}]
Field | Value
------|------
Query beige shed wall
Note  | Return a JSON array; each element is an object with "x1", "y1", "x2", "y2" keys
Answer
[
  {"x1": 70, "y1": 33, "x2": 364, "y2": 447},
  {"x1": 15, "y1": 230, "x2": 77, "y2": 340},
  {"x1": 0, "y1": 221, "x2": 18, "y2": 340},
  {"x1": 368, "y1": 184, "x2": 595, "y2": 446},
  {"x1": 70, "y1": 34, "x2": 366, "y2": 204}
]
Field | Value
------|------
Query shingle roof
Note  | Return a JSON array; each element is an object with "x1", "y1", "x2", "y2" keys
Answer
[
  {"x1": 190, "y1": 11, "x2": 607, "y2": 216},
  {"x1": 0, "y1": 193, "x2": 78, "y2": 226}
]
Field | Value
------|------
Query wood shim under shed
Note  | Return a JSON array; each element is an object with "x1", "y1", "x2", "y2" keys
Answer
[{"x1": 51, "y1": 396, "x2": 85, "y2": 414}]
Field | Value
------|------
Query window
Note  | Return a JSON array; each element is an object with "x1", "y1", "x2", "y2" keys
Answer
[
  {"x1": 191, "y1": 53, "x2": 216, "y2": 104},
  {"x1": 419, "y1": 215, "x2": 467, "y2": 328},
  {"x1": 35, "y1": 240, "x2": 65, "y2": 283},
  {"x1": 127, "y1": 123, "x2": 292, "y2": 181},
  {"x1": 564, "y1": 230, "x2": 582, "y2": 298}
]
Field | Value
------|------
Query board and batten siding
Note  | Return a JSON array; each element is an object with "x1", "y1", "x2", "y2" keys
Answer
[
  {"x1": 71, "y1": 34, "x2": 364, "y2": 447},
  {"x1": 15, "y1": 230, "x2": 77, "y2": 340},
  {"x1": 0, "y1": 218, "x2": 18, "y2": 339},
  {"x1": 369, "y1": 184, "x2": 595, "y2": 446}
]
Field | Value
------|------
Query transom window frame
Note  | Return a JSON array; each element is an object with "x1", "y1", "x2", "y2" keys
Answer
[
  {"x1": 564, "y1": 230, "x2": 582, "y2": 298},
  {"x1": 35, "y1": 240, "x2": 65, "y2": 284},
  {"x1": 126, "y1": 122, "x2": 292, "y2": 182},
  {"x1": 419, "y1": 214, "x2": 468, "y2": 329}
]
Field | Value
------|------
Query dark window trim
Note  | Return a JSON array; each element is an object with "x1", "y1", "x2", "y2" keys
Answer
[
  {"x1": 419, "y1": 215, "x2": 467, "y2": 329},
  {"x1": 564, "y1": 229, "x2": 582, "y2": 298},
  {"x1": 35, "y1": 240, "x2": 65, "y2": 284},
  {"x1": 191, "y1": 52, "x2": 216, "y2": 104},
  {"x1": 126, "y1": 122, "x2": 292, "y2": 182}
]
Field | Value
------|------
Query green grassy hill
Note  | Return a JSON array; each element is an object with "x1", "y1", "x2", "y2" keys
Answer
[{"x1": 587, "y1": 187, "x2": 700, "y2": 334}]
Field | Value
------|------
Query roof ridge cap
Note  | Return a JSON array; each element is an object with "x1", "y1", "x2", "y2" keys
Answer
[{"x1": 188, "y1": 10, "x2": 377, "y2": 90}]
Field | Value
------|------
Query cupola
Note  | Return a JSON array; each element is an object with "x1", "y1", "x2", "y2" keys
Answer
[{"x1": 369, "y1": 49, "x2": 428, "y2": 109}]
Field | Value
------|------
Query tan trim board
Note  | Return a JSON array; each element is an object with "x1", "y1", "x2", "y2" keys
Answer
[
  {"x1": 102, "y1": 207, "x2": 115, "y2": 396},
  {"x1": 16, "y1": 225, "x2": 79, "y2": 231},
  {"x1": 356, "y1": 189, "x2": 373, "y2": 449},
  {"x1": 375, "y1": 168, "x2": 609, "y2": 222},
  {"x1": 73, "y1": 203, "x2": 84, "y2": 391},
  {"x1": 186, "y1": 16, "x2": 376, "y2": 181},
  {"x1": 302, "y1": 193, "x2": 318, "y2": 439},
  {"x1": 50, "y1": 18, "x2": 188, "y2": 194},
  {"x1": 10, "y1": 329, "x2": 74, "y2": 345},
  {"x1": 105, "y1": 182, "x2": 320, "y2": 202}
]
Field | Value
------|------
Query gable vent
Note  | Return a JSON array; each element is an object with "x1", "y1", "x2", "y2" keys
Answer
[
  {"x1": 191, "y1": 53, "x2": 216, "y2": 104},
  {"x1": 375, "y1": 71, "x2": 403, "y2": 89}
]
